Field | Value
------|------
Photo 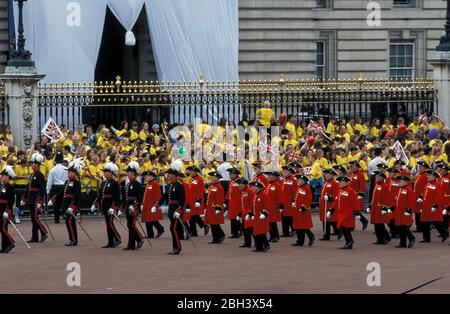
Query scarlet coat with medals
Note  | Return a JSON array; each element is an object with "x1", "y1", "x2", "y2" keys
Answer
[
  {"x1": 331, "y1": 186, "x2": 359, "y2": 229},
  {"x1": 420, "y1": 180, "x2": 442, "y2": 222},
  {"x1": 254, "y1": 173, "x2": 269, "y2": 188},
  {"x1": 204, "y1": 182, "x2": 225, "y2": 225},
  {"x1": 384, "y1": 177, "x2": 400, "y2": 221},
  {"x1": 185, "y1": 175, "x2": 205, "y2": 216},
  {"x1": 413, "y1": 171, "x2": 428, "y2": 213},
  {"x1": 262, "y1": 181, "x2": 282, "y2": 222},
  {"x1": 180, "y1": 181, "x2": 190, "y2": 222},
  {"x1": 370, "y1": 181, "x2": 390, "y2": 224},
  {"x1": 349, "y1": 170, "x2": 366, "y2": 210},
  {"x1": 62, "y1": 179, "x2": 81, "y2": 212},
  {"x1": 437, "y1": 174, "x2": 450, "y2": 222},
  {"x1": 240, "y1": 186, "x2": 255, "y2": 229},
  {"x1": 393, "y1": 186, "x2": 415, "y2": 226},
  {"x1": 252, "y1": 191, "x2": 270, "y2": 236},
  {"x1": 227, "y1": 179, "x2": 241, "y2": 220},
  {"x1": 319, "y1": 179, "x2": 339, "y2": 222},
  {"x1": 292, "y1": 184, "x2": 313, "y2": 230},
  {"x1": 141, "y1": 179, "x2": 163, "y2": 222},
  {"x1": 280, "y1": 175, "x2": 298, "y2": 217}
]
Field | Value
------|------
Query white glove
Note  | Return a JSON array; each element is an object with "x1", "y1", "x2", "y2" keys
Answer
[
  {"x1": 186, "y1": 207, "x2": 191, "y2": 213},
  {"x1": 48, "y1": 200, "x2": 53, "y2": 206},
  {"x1": 20, "y1": 200, "x2": 25, "y2": 206},
  {"x1": 358, "y1": 196, "x2": 364, "y2": 200},
  {"x1": 118, "y1": 210, "x2": 123, "y2": 216},
  {"x1": 36, "y1": 203, "x2": 42, "y2": 209},
  {"x1": 324, "y1": 195, "x2": 329, "y2": 201},
  {"x1": 128, "y1": 205, "x2": 135, "y2": 215},
  {"x1": 404, "y1": 211, "x2": 411, "y2": 217},
  {"x1": 3, "y1": 212, "x2": 8, "y2": 219},
  {"x1": 195, "y1": 202, "x2": 201, "y2": 208},
  {"x1": 279, "y1": 208, "x2": 284, "y2": 213},
  {"x1": 417, "y1": 198, "x2": 423, "y2": 203},
  {"x1": 108, "y1": 208, "x2": 115, "y2": 215},
  {"x1": 151, "y1": 206, "x2": 157, "y2": 213},
  {"x1": 291, "y1": 202, "x2": 296, "y2": 208},
  {"x1": 365, "y1": 207, "x2": 371, "y2": 213},
  {"x1": 259, "y1": 213, "x2": 266, "y2": 220},
  {"x1": 215, "y1": 209, "x2": 221, "y2": 215},
  {"x1": 387, "y1": 208, "x2": 392, "y2": 214},
  {"x1": 431, "y1": 206, "x2": 438, "y2": 213},
  {"x1": 245, "y1": 214, "x2": 250, "y2": 220},
  {"x1": 326, "y1": 211, "x2": 331, "y2": 219},
  {"x1": 355, "y1": 214, "x2": 361, "y2": 221},
  {"x1": 443, "y1": 209, "x2": 448, "y2": 215},
  {"x1": 236, "y1": 216, "x2": 241, "y2": 221},
  {"x1": 381, "y1": 210, "x2": 387, "y2": 215},
  {"x1": 173, "y1": 211, "x2": 180, "y2": 219},
  {"x1": 90, "y1": 205, "x2": 96, "y2": 213},
  {"x1": 66, "y1": 208, "x2": 73, "y2": 215}
]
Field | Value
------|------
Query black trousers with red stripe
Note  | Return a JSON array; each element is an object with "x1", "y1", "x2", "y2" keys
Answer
[
  {"x1": 169, "y1": 209, "x2": 183, "y2": 251},
  {"x1": 29, "y1": 205, "x2": 47, "y2": 242},
  {"x1": 126, "y1": 212, "x2": 144, "y2": 249},
  {"x1": 104, "y1": 213, "x2": 121, "y2": 246},
  {"x1": 65, "y1": 214, "x2": 78, "y2": 243},
  {"x1": 0, "y1": 214, "x2": 14, "y2": 251}
]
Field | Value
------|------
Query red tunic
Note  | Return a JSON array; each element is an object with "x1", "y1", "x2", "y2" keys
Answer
[
  {"x1": 204, "y1": 183, "x2": 225, "y2": 225},
  {"x1": 420, "y1": 181, "x2": 442, "y2": 222},
  {"x1": 141, "y1": 180, "x2": 163, "y2": 222},
  {"x1": 181, "y1": 181, "x2": 190, "y2": 222},
  {"x1": 280, "y1": 176, "x2": 298, "y2": 217},
  {"x1": 227, "y1": 180, "x2": 242, "y2": 220},
  {"x1": 252, "y1": 191, "x2": 270, "y2": 236},
  {"x1": 262, "y1": 181, "x2": 282, "y2": 222},
  {"x1": 185, "y1": 175, "x2": 205, "y2": 216},
  {"x1": 332, "y1": 186, "x2": 359, "y2": 229},
  {"x1": 349, "y1": 170, "x2": 366, "y2": 210},
  {"x1": 240, "y1": 187, "x2": 255, "y2": 229},
  {"x1": 393, "y1": 186, "x2": 415, "y2": 226},
  {"x1": 437, "y1": 174, "x2": 450, "y2": 224},
  {"x1": 384, "y1": 177, "x2": 400, "y2": 221},
  {"x1": 413, "y1": 172, "x2": 428, "y2": 213},
  {"x1": 292, "y1": 184, "x2": 313, "y2": 230},
  {"x1": 253, "y1": 173, "x2": 269, "y2": 188},
  {"x1": 319, "y1": 179, "x2": 339, "y2": 222},
  {"x1": 370, "y1": 182, "x2": 390, "y2": 224}
]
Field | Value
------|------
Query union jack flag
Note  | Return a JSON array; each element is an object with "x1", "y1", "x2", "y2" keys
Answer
[
  {"x1": 41, "y1": 118, "x2": 62, "y2": 143},
  {"x1": 308, "y1": 120, "x2": 324, "y2": 133},
  {"x1": 288, "y1": 151, "x2": 300, "y2": 162}
]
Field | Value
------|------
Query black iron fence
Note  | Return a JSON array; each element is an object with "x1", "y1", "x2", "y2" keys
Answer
[
  {"x1": 36, "y1": 76, "x2": 438, "y2": 130},
  {"x1": 0, "y1": 84, "x2": 9, "y2": 127}
]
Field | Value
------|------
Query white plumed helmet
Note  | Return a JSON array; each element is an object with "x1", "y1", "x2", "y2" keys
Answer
[
  {"x1": 126, "y1": 161, "x2": 140, "y2": 173},
  {"x1": 31, "y1": 152, "x2": 44, "y2": 164},
  {"x1": 103, "y1": 162, "x2": 119, "y2": 175},
  {"x1": 68, "y1": 157, "x2": 85, "y2": 175},
  {"x1": 1, "y1": 165, "x2": 16, "y2": 178}
]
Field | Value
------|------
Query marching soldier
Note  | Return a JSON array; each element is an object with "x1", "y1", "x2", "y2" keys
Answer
[
  {"x1": 368, "y1": 171, "x2": 391, "y2": 244},
  {"x1": 348, "y1": 160, "x2": 369, "y2": 230},
  {"x1": 388, "y1": 175, "x2": 416, "y2": 248},
  {"x1": 185, "y1": 166, "x2": 208, "y2": 237},
  {"x1": 413, "y1": 161, "x2": 430, "y2": 232},
  {"x1": 253, "y1": 162, "x2": 269, "y2": 187},
  {"x1": 436, "y1": 163, "x2": 450, "y2": 236},
  {"x1": 141, "y1": 171, "x2": 165, "y2": 239},
  {"x1": 46, "y1": 152, "x2": 68, "y2": 224},
  {"x1": 249, "y1": 181, "x2": 270, "y2": 252},
  {"x1": 263, "y1": 171, "x2": 282, "y2": 242},
  {"x1": 161, "y1": 168, "x2": 185, "y2": 255},
  {"x1": 122, "y1": 162, "x2": 145, "y2": 250},
  {"x1": 319, "y1": 168, "x2": 340, "y2": 241},
  {"x1": 92, "y1": 162, "x2": 122, "y2": 248},
  {"x1": 225, "y1": 167, "x2": 241, "y2": 238},
  {"x1": 385, "y1": 167, "x2": 401, "y2": 238},
  {"x1": 291, "y1": 174, "x2": 315, "y2": 247},
  {"x1": 327, "y1": 176, "x2": 359, "y2": 250},
  {"x1": 63, "y1": 158, "x2": 83, "y2": 246},
  {"x1": 419, "y1": 170, "x2": 449, "y2": 243},
  {"x1": 177, "y1": 171, "x2": 191, "y2": 240},
  {"x1": 237, "y1": 178, "x2": 255, "y2": 248},
  {"x1": 205, "y1": 171, "x2": 225, "y2": 244},
  {"x1": 23, "y1": 153, "x2": 48, "y2": 243},
  {"x1": 0, "y1": 166, "x2": 16, "y2": 253},
  {"x1": 280, "y1": 166, "x2": 297, "y2": 237}
]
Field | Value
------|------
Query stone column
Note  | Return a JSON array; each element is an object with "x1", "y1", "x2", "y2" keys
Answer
[
  {"x1": 0, "y1": 66, "x2": 45, "y2": 150},
  {"x1": 430, "y1": 51, "x2": 450, "y2": 128}
]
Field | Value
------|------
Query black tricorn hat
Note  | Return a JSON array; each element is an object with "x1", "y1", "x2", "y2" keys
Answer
[{"x1": 249, "y1": 181, "x2": 265, "y2": 189}]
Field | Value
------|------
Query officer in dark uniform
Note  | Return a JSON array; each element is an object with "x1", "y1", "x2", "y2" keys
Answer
[
  {"x1": 0, "y1": 166, "x2": 16, "y2": 253},
  {"x1": 62, "y1": 158, "x2": 82, "y2": 246},
  {"x1": 122, "y1": 162, "x2": 144, "y2": 251},
  {"x1": 161, "y1": 168, "x2": 185, "y2": 255},
  {"x1": 23, "y1": 153, "x2": 48, "y2": 243},
  {"x1": 93, "y1": 162, "x2": 122, "y2": 248}
]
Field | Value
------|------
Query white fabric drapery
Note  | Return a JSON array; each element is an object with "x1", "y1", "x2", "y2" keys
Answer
[{"x1": 107, "y1": 0, "x2": 145, "y2": 46}]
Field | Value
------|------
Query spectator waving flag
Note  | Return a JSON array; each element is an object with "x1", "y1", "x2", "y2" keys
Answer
[
  {"x1": 288, "y1": 151, "x2": 300, "y2": 162},
  {"x1": 308, "y1": 120, "x2": 324, "y2": 133},
  {"x1": 41, "y1": 117, "x2": 63, "y2": 143},
  {"x1": 391, "y1": 140, "x2": 409, "y2": 166}
]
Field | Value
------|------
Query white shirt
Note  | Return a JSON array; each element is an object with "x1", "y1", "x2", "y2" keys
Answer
[
  {"x1": 46, "y1": 163, "x2": 68, "y2": 194},
  {"x1": 368, "y1": 156, "x2": 386, "y2": 176}
]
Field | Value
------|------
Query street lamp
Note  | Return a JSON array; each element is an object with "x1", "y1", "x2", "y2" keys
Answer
[
  {"x1": 8, "y1": 0, "x2": 34, "y2": 66},
  {"x1": 437, "y1": 0, "x2": 450, "y2": 51}
]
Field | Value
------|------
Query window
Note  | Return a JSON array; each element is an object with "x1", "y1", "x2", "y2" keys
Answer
[
  {"x1": 393, "y1": 0, "x2": 415, "y2": 7},
  {"x1": 316, "y1": 0, "x2": 332, "y2": 8},
  {"x1": 316, "y1": 41, "x2": 326, "y2": 80},
  {"x1": 389, "y1": 40, "x2": 414, "y2": 79}
]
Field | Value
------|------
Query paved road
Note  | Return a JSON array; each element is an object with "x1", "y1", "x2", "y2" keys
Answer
[{"x1": 1, "y1": 213, "x2": 449, "y2": 294}]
